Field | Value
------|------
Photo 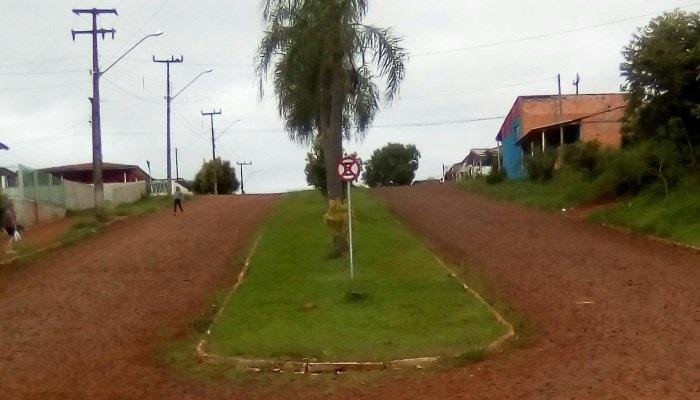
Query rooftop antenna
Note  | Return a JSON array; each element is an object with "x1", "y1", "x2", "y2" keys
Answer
[{"x1": 573, "y1": 73, "x2": 581, "y2": 95}]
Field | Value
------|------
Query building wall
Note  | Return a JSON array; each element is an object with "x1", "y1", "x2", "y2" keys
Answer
[
  {"x1": 63, "y1": 180, "x2": 147, "y2": 211},
  {"x1": 518, "y1": 94, "x2": 625, "y2": 136},
  {"x1": 13, "y1": 199, "x2": 66, "y2": 228},
  {"x1": 53, "y1": 168, "x2": 148, "y2": 184},
  {"x1": 502, "y1": 116, "x2": 525, "y2": 179},
  {"x1": 63, "y1": 180, "x2": 94, "y2": 211},
  {"x1": 104, "y1": 181, "x2": 147, "y2": 206},
  {"x1": 499, "y1": 94, "x2": 626, "y2": 179},
  {"x1": 580, "y1": 107, "x2": 625, "y2": 148}
]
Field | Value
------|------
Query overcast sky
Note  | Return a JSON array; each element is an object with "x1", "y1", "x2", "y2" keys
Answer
[{"x1": 1, "y1": 0, "x2": 698, "y2": 193}]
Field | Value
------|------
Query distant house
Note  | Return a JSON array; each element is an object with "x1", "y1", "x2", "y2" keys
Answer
[
  {"x1": 412, "y1": 178, "x2": 442, "y2": 186},
  {"x1": 0, "y1": 167, "x2": 17, "y2": 189},
  {"x1": 41, "y1": 162, "x2": 150, "y2": 184},
  {"x1": 444, "y1": 148, "x2": 500, "y2": 182},
  {"x1": 461, "y1": 148, "x2": 499, "y2": 179},
  {"x1": 496, "y1": 93, "x2": 626, "y2": 179}
]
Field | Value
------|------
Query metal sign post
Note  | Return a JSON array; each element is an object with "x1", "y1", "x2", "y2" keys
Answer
[
  {"x1": 347, "y1": 179, "x2": 354, "y2": 279},
  {"x1": 337, "y1": 155, "x2": 361, "y2": 279}
]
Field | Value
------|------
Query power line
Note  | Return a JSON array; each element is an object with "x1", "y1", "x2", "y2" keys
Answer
[
  {"x1": 0, "y1": 81, "x2": 89, "y2": 92},
  {"x1": 413, "y1": 2, "x2": 700, "y2": 57},
  {"x1": 0, "y1": 69, "x2": 87, "y2": 76},
  {"x1": 102, "y1": 77, "x2": 160, "y2": 103},
  {"x1": 374, "y1": 116, "x2": 505, "y2": 128},
  {"x1": 116, "y1": 0, "x2": 171, "y2": 54},
  {"x1": 400, "y1": 77, "x2": 553, "y2": 100},
  {"x1": 222, "y1": 115, "x2": 507, "y2": 135},
  {"x1": 0, "y1": 56, "x2": 86, "y2": 69}
]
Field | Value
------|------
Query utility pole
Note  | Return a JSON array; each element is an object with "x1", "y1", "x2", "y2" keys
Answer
[
  {"x1": 557, "y1": 73, "x2": 564, "y2": 146},
  {"x1": 202, "y1": 109, "x2": 222, "y2": 194},
  {"x1": 237, "y1": 161, "x2": 252, "y2": 195},
  {"x1": 71, "y1": 8, "x2": 117, "y2": 216},
  {"x1": 175, "y1": 147, "x2": 180, "y2": 182},
  {"x1": 573, "y1": 73, "x2": 581, "y2": 95},
  {"x1": 153, "y1": 55, "x2": 183, "y2": 196}
]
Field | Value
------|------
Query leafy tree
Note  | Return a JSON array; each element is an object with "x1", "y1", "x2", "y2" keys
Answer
[
  {"x1": 363, "y1": 143, "x2": 420, "y2": 187},
  {"x1": 256, "y1": 0, "x2": 407, "y2": 255},
  {"x1": 305, "y1": 138, "x2": 327, "y2": 194},
  {"x1": 621, "y1": 10, "x2": 700, "y2": 166},
  {"x1": 193, "y1": 159, "x2": 240, "y2": 195}
]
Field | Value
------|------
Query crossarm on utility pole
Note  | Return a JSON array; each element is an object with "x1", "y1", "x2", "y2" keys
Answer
[
  {"x1": 153, "y1": 55, "x2": 184, "y2": 196},
  {"x1": 236, "y1": 161, "x2": 253, "y2": 195},
  {"x1": 71, "y1": 8, "x2": 118, "y2": 216},
  {"x1": 202, "y1": 109, "x2": 223, "y2": 195}
]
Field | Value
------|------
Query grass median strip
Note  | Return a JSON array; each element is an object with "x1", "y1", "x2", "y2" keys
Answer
[{"x1": 206, "y1": 190, "x2": 506, "y2": 363}]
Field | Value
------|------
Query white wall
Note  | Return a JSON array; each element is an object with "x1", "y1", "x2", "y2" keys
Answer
[
  {"x1": 63, "y1": 180, "x2": 147, "y2": 211},
  {"x1": 63, "y1": 180, "x2": 94, "y2": 211},
  {"x1": 104, "y1": 181, "x2": 147, "y2": 207},
  {"x1": 12, "y1": 199, "x2": 66, "y2": 228}
]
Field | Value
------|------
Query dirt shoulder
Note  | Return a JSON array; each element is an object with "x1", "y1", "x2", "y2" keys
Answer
[
  {"x1": 371, "y1": 183, "x2": 699, "y2": 400},
  {"x1": 0, "y1": 195, "x2": 276, "y2": 400}
]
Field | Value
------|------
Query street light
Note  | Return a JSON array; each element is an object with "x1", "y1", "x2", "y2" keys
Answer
[
  {"x1": 173, "y1": 69, "x2": 214, "y2": 99},
  {"x1": 102, "y1": 31, "x2": 163, "y2": 75},
  {"x1": 73, "y1": 26, "x2": 163, "y2": 216},
  {"x1": 161, "y1": 68, "x2": 214, "y2": 194}
]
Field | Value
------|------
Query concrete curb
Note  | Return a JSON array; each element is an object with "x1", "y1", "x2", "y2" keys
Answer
[
  {"x1": 195, "y1": 244, "x2": 516, "y2": 373},
  {"x1": 434, "y1": 257, "x2": 516, "y2": 352}
]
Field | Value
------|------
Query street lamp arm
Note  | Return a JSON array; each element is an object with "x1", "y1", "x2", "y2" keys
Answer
[
  {"x1": 172, "y1": 69, "x2": 214, "y2": 99},
  {"x1": 101, "y1": 31, "x2": 163, "y2": 76},
  {"x1": 216, "y1": 118, "x2": 242, "y2": 139}
]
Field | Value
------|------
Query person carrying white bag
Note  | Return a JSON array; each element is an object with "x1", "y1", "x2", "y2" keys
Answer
[{"x1": 3, "y1": 201, "x2": 20, "y2": 254}]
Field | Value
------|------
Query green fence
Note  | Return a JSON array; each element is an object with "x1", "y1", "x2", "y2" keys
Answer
[{"x1": 9, "y1": 165, "x2": 65, "y2": 207}]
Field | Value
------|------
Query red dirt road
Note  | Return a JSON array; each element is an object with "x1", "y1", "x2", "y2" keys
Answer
[
  {"x1": 1, "y1": 186, "x2": 698, "y2": 400},
  {"x1": 0, "y1": 195, "x2": 276, "y2": 400},
  {"x1": 371, "y1": 184, "x2": 699, "y2": 400}
]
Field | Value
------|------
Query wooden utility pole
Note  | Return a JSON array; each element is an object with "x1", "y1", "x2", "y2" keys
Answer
[
  {"x1": 237, "y1": 161, "x2": 252, "y2": 195},
  {"x1": 175, "y1": 147, "x2": 179, "y2": 181},
  {"x1": 71, "y1": 8, "x2": 117, "y2": 216},
  {"x1": 573, "y1": 73, "x2": 581, "y2": 95},
  {"x1": 558, "y1": 73, "x2": 564, "y2": 146},
  {"x1": 153, "y1": 55, "x2": 183, "y2": 196},
  {"x1": 202, "y1": 109, "x2": 222, "y2": 194}
]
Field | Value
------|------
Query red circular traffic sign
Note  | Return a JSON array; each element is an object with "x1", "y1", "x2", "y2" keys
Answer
[{"x1": 337, "y1": 156, "x2": 361, "y2": 182}]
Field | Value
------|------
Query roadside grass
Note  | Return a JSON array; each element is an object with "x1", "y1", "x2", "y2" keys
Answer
[
  {"x1": 66, "y1": 195, "x2": 173, "y2": 221},
  {"x1": 205, "y1": 190, "x2": 507, "y2": 363},
  {"x1": 461, "y1": 172, "x2": 700, "y2": 248},
  {"x1": 589, "y1": 178, "x2": 700, "y2": 247},
  {"x1": 460, "y1": 170, "x2": 596, "y2": 211},
  {"x1": 2, "y1": 196, "x2": 172, "y2": 267}
]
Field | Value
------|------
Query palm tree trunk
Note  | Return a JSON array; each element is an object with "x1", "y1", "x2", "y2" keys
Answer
[{"x1": 323, "y1": 65, "x2": 347, "y2": 257}]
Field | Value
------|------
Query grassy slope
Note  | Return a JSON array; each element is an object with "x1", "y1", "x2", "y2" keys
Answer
[
  {"x1": 461, "y1": 175, "x2": 700, "y2": 247},
  {"x1": 590, "y1": 180, "x2": 700, "y2": 247},
  {"x1": 207, "y1": 190, "x2": 505, "y2": 362},
  {"x1": 460, "y1": 170, "x2": 597, "y2": 211}
]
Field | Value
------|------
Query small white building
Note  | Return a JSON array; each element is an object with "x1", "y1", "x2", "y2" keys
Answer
[{"x1": 445, "y1": 148, "x2": 500, "y2": 182}]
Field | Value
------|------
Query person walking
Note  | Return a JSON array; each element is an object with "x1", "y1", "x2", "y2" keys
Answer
[
  {"x1": 173, "y1": 186, "x2": 184, "y2": 215},
  {"x1": 3, "y1": 201, "x2": 19, "y2": 253}
]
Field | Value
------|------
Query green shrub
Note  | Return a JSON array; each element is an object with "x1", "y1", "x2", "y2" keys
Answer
[
  {"x1": 524, "y1": 149, "x2": 557, "y2": 182},
  {"x1": 485, "y1": 167, "x2": 506, "y2": 185},
  {"x1": 560, "y1": 141, "x2": 604, "y2": 177},
  {"x1": 594, "y1": 140, "x2": 684, "y2": 197}
]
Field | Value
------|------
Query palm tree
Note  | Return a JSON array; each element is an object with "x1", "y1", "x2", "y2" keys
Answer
[{"x1": 257, "y1": 0, "x2": 407, "y2": 254}]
